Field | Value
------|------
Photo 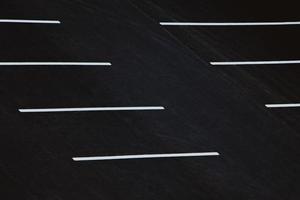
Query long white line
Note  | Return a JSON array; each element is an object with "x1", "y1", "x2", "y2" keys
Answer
[
  {"x1": 160, "y1": 21, "x2": 300, "y2": 26},
  {"x1": 265, "y1": 103, "x2": 300, "y2": 108},
  {"x1": 19, "y1": 106, "x2": 165, "y2": 113},
  {"x1": 73, "y1": 152, "x2": 220, "y2": 161},
  {"x1": 0, "y1": 19, "x2": 61, "y2": 24},
  {"x1": 210, "y1": 60, "x2": 300, "y2": 66},
  {"x1": 0, "y1": 62, "x2": 111, "y2": 66}
]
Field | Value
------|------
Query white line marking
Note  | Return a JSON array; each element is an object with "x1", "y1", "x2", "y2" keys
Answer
[
  {"x1": 160, "y1": 21, "x2": 300, "y2": 26},
  {"x1": 265, "y1": 103, "x2": 300, "y2": 108},
  {"x1": 210, "y1": 60, "x2": 300, "y2": 66},
  {"x1": 0, "y1": 19, "x2": 61, "y2": 24},
  {"x1": 73, "y1": 152, "x2": 220, "y2": 161},
  {"x1": 19, "y1": 106, "x2": 165, "y2": 113},
  {"x1": 0, "y1": 62, "x2": 111, "y2": 66}
]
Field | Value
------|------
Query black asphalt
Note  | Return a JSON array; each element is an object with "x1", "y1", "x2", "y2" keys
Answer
[{"x1": 0, "y1": 0, "x2": 299, "y2": 199}]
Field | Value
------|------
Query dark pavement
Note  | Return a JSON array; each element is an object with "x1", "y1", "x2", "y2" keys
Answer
[{"x1": 0, "y1": 0, "x2": 299, "y2": 199}]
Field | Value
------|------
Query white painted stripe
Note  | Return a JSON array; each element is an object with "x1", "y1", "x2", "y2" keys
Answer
[
  {"x1": 265, "y1": 103, "x2": 300, "y2": 108},
  {"x1": 19, "y1": 106, "x2": 165, "y2": 113},
  {"x1": 160, "y1": 21, "x2": 300, "y2": 26},
  {"x1": 0, "y1": 19, "x2": 61, "y2": 24},
  {"x1": 210, "y1": 60, "x2": 300, "y2": 66},
  {"x1": 73, "y1": 152, "x2": 220, "y2": 161},
  {"x1": 0, "y1": 62, "x2": 111, "y2": 66}
]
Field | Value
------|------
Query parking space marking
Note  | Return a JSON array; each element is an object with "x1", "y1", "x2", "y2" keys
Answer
[
  {"x1": 19, "y1": 106, "x2": 166, "y2": 113},
  {"x1": 73, "y1": 152, "x2": 220, "y2": 161}
]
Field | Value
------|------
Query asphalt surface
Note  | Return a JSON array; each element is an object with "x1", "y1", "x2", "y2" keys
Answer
[{"x1": 0, "y1": 0, "x2": 299, "y2": 199}]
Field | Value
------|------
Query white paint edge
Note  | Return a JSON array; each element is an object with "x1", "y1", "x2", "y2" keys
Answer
[
  {"x1": 210, "y1": 60, "x2": 300, "y2": 66},
  {"x1": 73, "y1": 152, "x2": 220, "y2": 161},
  {"x1": 0, "y1": 19, "x2": 61, "y2": 24},
  {"x1": 19, "y1": 106, "x2": 165, "y2": 113},
  {"x1": 160, "y1": 21, "x2": 300, "y2": 26},
  {"x1": 0, "y1": 62, "x2": 111, "y2": 66},
  {"x1": 265, "y1": 103, "x2": 300, "y2": 108}
]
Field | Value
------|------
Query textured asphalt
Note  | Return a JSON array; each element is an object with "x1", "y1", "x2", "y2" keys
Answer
[{"x1": 0, "y1": 0, "x2": 299, "y2": 199}]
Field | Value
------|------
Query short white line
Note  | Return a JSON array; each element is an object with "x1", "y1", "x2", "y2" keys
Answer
[
  {"x1": 73, "y1": 152, "x2": 220, "y2": 161},
  {"x1": 0, "y1": 19, "x2": 61, "y2": 24},
  {"x1": 19, "y1": 106, "x2": 165, "y2": 113},
  {"x1": 210, "y1": 60, "x2": 300, "y2": 66},
  {"x1": 0, "y1": 62, "x2": 111, "y2": 66},
  {"x1": 160, "y1": 21, "x2": 300, "y2": 26},
  {"x1": 265, "y1": 103, "x2": 300, "y2": 108}
]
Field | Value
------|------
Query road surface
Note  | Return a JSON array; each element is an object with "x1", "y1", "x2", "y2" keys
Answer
[{"x1": 0, "y1": 0, "x2": 299, "y2": 199}]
